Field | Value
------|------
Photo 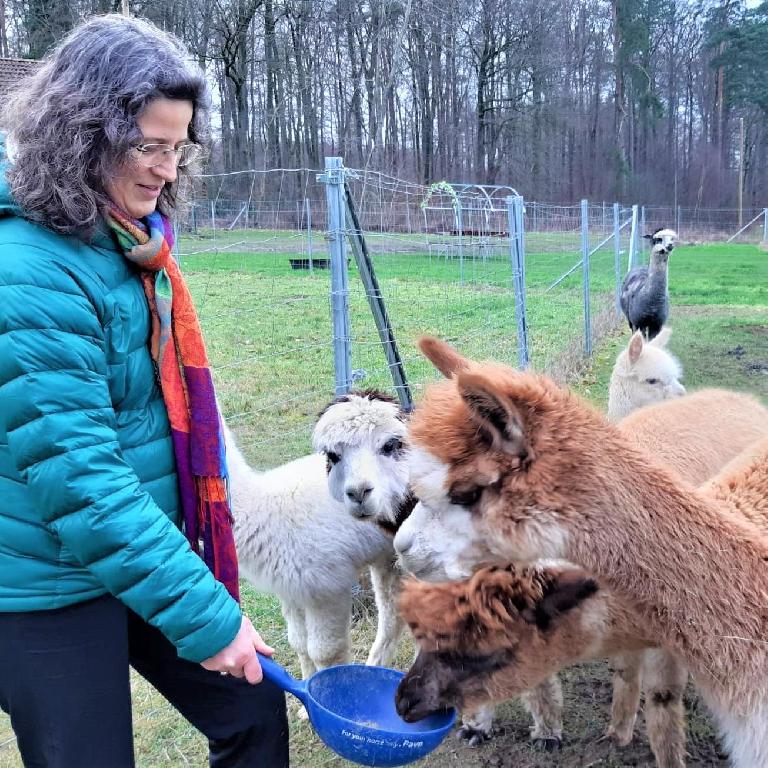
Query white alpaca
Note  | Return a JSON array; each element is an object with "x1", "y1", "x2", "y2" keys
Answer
[
  {"x1": 225, "y1": 392, "x2": 409, "y2": 679},
  {"x1": 312, "y1": 391, "x2": 413, "y2": 533},
  {"x1": 607, "y1": 327, "x2": 686, "y2": 421}
]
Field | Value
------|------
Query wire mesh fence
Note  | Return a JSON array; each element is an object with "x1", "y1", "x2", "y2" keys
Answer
[
  {"x1": 172, "y1": 160, "x2": 767, "y2": 468},
  {"x1": 341, "y1": 168, "x2": 526, "y2": 409},
  {"x1": 176, "y1": 168, "x2": 334, "y2": 468}
]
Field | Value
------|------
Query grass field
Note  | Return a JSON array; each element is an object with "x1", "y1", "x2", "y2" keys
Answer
[{"x1": 1, "y1": 240, "x2": 766, "y2": 767}]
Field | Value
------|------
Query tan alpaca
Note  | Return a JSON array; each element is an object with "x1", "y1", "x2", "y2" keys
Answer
[
  {"x1": 397, "y1": 353, "x2": 768, "y2": 759},
  {"x1": 606, "y1": 393, "x2": 768, "y2": 757},
  {"x1": 402, "y1": 337, "x2": 768, "y2": 768},
  {"x1": 395, "y1": 564, "x2": 688, "y2": 768},
  {"x1": 608, "y1": 327, "x2": 686, "y2": 421}
]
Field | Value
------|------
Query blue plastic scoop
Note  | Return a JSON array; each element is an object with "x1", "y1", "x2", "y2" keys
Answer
[{"x1": 257, "y1": 653, "x2": 456, "y2": 766}]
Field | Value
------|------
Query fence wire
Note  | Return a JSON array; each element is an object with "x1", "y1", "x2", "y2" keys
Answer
[{"x1": 172, "y1": 164, "x2": 766, "y2": 467}]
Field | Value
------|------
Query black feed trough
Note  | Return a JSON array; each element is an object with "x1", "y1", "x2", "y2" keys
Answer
[{"x1": 289, "y1": 258, "x2": 350, "y2": 270}]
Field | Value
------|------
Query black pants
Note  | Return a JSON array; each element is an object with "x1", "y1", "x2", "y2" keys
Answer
[{"x1": 0, "y1": 595, "x2": 289, "y2": 768}]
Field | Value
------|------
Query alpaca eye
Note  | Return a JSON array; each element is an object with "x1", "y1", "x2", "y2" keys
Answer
[
  {"x1": 645, "y1": 378, "x2": 659, "y2": 385},
  {"x1": 326, "y1": 451, "x2": 341, "y2": 465},
  {"x1": 380, "y1": 438, "x2": 403, "y2": 456},
  {"x1": 449, "y1": 487, "x2": 482, "y2": 508}
]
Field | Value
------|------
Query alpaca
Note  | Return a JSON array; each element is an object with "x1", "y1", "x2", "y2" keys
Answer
[
  {"x1": 312, "y1": 389, "x2": 415, "y2": 535},
  {"x1": 607, "y1": 327, "x2": 685, "y2": 421},
  {"x1": 225, "y1": 391, "x2": 409, "y2": 679},
  {"x1": 394, "y1": 386, "x2": 768, "y2": 756},
  {"x1": 620, "y1": 227, "x2": 677, "y2": 339},
  {"x1": 399, "y1": 337, "x2": 768, "y2": 768},
  {"x1": 395, "y1": 564, "x2": 690, "y2": 768}
]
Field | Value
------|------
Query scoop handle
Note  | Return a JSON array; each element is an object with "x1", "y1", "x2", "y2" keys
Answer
[{"x1": 256, "y1": 652, "x2": 309, "y2": 703}]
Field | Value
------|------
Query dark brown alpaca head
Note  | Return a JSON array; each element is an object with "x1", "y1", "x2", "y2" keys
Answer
[
  {"x1": 403, "y1": 337, "x2": 618, "y2": 570},
  {"x1": 395, "y1": 564, "x2": 598, "y2": 721}
]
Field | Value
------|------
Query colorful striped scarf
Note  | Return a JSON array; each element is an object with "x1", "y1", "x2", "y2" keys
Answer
[{"x1": 105, "y1": 203, "x2": 240, "y2": 602}]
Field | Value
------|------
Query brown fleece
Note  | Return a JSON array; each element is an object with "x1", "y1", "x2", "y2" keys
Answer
[{"x1": 410, "y1": 337, "x2": 768, "y2": 716}]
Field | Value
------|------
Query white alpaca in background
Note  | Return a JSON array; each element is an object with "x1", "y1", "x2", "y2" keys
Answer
[
  {"x1": 225, "y1": 391, "x2": 409, "y2": 680},
  {"x1": 608, "y1": 327, "x2": 686, "y2": 420}
]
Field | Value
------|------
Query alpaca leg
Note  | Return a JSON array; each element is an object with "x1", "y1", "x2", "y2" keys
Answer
[
  {"x1": 304, "y1": 596, "x2": 352, "y2": 671},
  {"x1": 281, "y1": 600, "x2": 315, "y2": 679},
  {"x1": 457, "y1": 705, "x2": 495, "y2": 747},
  {"x1": 521, "y1": 676, "x2": 564, "y2": 751},
  {"x1": 606, "y1": 651, "x2": 643, "y2": 746},
  {"x1": 642, "y1": 649, "x2": 687, "y2": 768},
  {"x1": 366, "y1": 557, "x2": 406, "y2": 667}
]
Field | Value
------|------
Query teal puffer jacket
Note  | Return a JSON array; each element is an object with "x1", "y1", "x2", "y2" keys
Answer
[{"x1": 0, "y1": 164, "x2": 241, "y2": 663}]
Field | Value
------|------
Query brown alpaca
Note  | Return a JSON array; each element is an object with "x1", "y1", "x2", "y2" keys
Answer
[
  {"x1": 402, "y1": 337, "x2": 768, "y2": 768},
  {"x1": 396, "y1": 370, "x2": 768, "y2": 757},
  {"x1": 395, "y1": 564, "x2": 689, "y2": 768}
]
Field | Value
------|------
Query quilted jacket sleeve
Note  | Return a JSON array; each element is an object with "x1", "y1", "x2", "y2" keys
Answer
[{"x1": 0, "y1": 249, "x2": 242, "y2": 662}]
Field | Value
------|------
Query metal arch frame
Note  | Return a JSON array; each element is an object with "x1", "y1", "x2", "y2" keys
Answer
[{"x1": 421, "y1": 182, "x2": 521, "y2": 213}]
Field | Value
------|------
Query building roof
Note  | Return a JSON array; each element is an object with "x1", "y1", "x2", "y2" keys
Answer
[{"x1": 0, "y1": 58, "x2": 41, "y2": 97}]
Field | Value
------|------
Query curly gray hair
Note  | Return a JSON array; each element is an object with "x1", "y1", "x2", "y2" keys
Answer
[{"x1": 1, "y1": 14, "x2": 209, "y2": 237}]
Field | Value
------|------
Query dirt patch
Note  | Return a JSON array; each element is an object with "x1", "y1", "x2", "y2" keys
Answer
[{"x1": 418, "y1": 661, "x2": 729, "y2": 768}]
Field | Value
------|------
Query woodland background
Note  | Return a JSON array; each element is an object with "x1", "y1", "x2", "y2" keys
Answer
[{"x1": 1, "y1": 0, "x2": 767, "y2": 207}]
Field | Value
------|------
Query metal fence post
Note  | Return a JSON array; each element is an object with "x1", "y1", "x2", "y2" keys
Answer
[
  {"x1": 343, "y1": 182, "x2": 413, "y2": 412},
  {"x1": 764, "y1": 209, "x2": 768, "y2": 243},
  {"x1": 319, "y1": 157, "x2": 352, "y2": 395},
  {"x1": 507, "y1": 195, "x2": 529, "y2": 369},
  {"x1": 677, "y1": 205, "x2": 682, "y2": 237},
  {"x1": 305, "y1": 197, "x2": 313, "y2": 273},
  {"x1": 613, "y1": 202, "x2": 621, "y2": 316},
  {"x1": 628, "y1": 204, "x2": 639, "y2": 269},
  {"x1": 455, "y1": 199, "x2": 465, "y2": 284},
  {"x1": 640, "y1": 205, "x2": 646, "y2": 258},
  {"x1": 581, "y1": 199, "x2": 592, "y2": 357}
]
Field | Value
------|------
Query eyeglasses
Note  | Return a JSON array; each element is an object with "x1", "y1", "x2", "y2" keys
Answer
[{"x1": 132, "y1": 142, "x2": 203, "y2": 168}]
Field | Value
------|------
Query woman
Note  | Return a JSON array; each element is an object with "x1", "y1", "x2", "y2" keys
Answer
[{"x1": 0, "y1": 14, "x2": 289, "y2": 768}]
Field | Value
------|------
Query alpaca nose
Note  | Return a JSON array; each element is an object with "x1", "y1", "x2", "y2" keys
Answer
[
  {"x1": 346, "y1": 484, "x2": 373, "y2": 504},
  {"x1": 668, "y1": 381, "x2": 686, "y2": 397}
]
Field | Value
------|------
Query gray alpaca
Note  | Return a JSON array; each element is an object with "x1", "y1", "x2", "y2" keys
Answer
[{"x1": 620, "y1": 228, "x2": 677, "y2": 340}]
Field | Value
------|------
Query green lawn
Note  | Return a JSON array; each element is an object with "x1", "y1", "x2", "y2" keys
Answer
[
  {"x1": 180, "y1": 225, "x2": 636, "y2": 467},
  {"x1": 1, "y1": 239, "x2": 765, "y2": 768}
]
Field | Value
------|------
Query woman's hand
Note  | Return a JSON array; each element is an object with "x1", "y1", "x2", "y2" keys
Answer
[{"x1": 201, "y1": 616, "x2": 274, "y2": 683}]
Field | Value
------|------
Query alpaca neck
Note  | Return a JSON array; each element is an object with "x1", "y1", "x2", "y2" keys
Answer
[
  {"x1": 490, "y1": 597, "x2": 652, "y2": 700},
  {"x1": 606, "y1": 374, "x2": 634, "y2": 421},
  {"x1": 643, "y1": 254, "x2": 668, "y2": 294},
  {"x1": 560, "y1": 425, "x2": 768, "y2": 700},
  {"x1": 222, "y1": 429, "x2": 268, "y2": 547}
]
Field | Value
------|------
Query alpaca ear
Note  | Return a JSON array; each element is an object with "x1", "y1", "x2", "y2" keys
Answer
[
  {"x1": 418, "y1": 336, "x2": 471, "y2": 378},
  {"x1": 642, "y1": 233, "x2": 653, "y2": 240},
  {"x1": 627, "y1": 331, "x2": 644, "y2": 365},
  {"x1": 521, "y1": 570, "x2": 599, "y2": 630},
  {"x1": 456, "y1": 371, "x2": 527, "y2": 457},
  {"x1": 649, "y1": 326, "x2": 671, "y2": 348}
]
